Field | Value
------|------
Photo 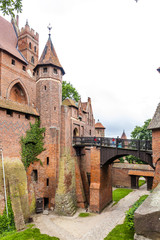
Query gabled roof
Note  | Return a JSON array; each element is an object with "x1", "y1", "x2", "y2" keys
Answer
[
  {"x1": 0, "y1": 98, "x2": 39, "y2": 116},
  {"x1": 0, "y1": 16, "x2": 27, "y2": 64},
  {"x1": 95, "y1": 121, "x2": 105, "y2": 129},
  {"x1": 35, "y1": 35, "x2": 65, "y2": 74},
  {"x1": 62, "y1": 99, "x2": 78, "y2": 108},
  {"x1": 148, "y1": 103, "x2": 160, "y2": 130}
]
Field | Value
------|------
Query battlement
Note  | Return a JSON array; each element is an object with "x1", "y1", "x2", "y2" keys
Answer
[{"x1": 19, "y1": 23, "x2": 39, "y2": 41}]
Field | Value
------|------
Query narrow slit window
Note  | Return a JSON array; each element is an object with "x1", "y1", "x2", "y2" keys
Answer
[
  {"x1": 47, "y1": 178, "x2": 49, "y2": 186},
  {"x1": 47, "y1": 157, "x2": 49, "y2": 165}
]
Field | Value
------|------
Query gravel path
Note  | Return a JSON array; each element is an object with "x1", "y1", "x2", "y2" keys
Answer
[{"x1": 33, "y1": 185, "x2": 149, "y2": 240}]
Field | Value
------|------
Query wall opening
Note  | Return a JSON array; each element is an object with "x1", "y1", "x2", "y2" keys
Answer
[
  {"x1": 44, "y1": 198, "x2": 49, "y2": 209},
  {"x1": 46, "y1": 178, "x2": 49, "y2": 186},
  {"x1": 73, "y1": 128, "x2": 79, "y2": 137},
  {"x1": 47, "y1": 157, "x2": 49, "y2": 165},
  {"x1": 9, "y1": 83, "x2": 27, "y2": 104},
  {"x1": 31, "y1": 170, "x2": 38, "y2": 182}
]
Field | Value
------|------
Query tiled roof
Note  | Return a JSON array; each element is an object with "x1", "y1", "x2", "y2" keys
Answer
[
  {"x1": 0, "y1": 16, "x2": 27, "y2": 63},
  {"x1": 62, "y1": 99, "x2": 78, "y2": 108},
  {"x1": 0, "y1": 98, "x2": 39, "y2": 116},
  {"x1": 95, "y1": 122, "x2": 105, "y2": 129},
  {"x1": 148, "y1": 103, "x2": 160, "y2": 130},
  {"x1": 35, "y1": 36, "x2": 65, "y2": 74}
]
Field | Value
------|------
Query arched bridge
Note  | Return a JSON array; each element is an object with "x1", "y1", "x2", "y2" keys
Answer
[{"x1": 73, "y1": 137, "x2": 154, "y2": 169}]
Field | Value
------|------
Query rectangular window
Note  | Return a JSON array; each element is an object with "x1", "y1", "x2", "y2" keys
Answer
[
  {"x1": 43, "y1": 67, "x2": 47, "y2": 73},
  {"x1": 6, "y1": 109, "x2": 13, "y2": 117},
  {"x1": 47, "y1": 157, "x2": 49, "y2": 165},
  {"x1": 25, "y1": 114, "x2": 30, "y2": 120},
  {"x1": 53, "y1": 68, "x2": 57, "y2": 74},
  {"x1": 11, "y1": 59, "x2": 15, "y2": 65},
  {"x1": 22, "y1": 66, "x2": 26, "y2": 71}
]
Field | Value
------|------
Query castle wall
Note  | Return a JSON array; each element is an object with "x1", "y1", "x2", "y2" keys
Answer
[
  {"x1": 152, "y1": 129, "x2": 160, "y2": 188},
  {"x1": 0, "y1": 108, "x2": 36, "y2": 159},
  {"x1": 0, "y1": 51, "x2": 36, "y2": 106}
]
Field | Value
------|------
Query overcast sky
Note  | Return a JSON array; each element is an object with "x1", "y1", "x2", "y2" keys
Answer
[{"x1": 3, "y1": 0, "x2": 160, "y2": 138}]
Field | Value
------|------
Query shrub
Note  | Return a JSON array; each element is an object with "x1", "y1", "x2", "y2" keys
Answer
[{"x1": 125, "y1": 195, "x2": 148, "y2": 230}]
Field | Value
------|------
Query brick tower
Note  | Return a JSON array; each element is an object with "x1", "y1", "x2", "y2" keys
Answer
[
  {"x1": 32, "y1": 27, "x2": 65, "y2": 209},
  {"x1": 18, "y1": 20, "x2": 39, "y2": 72}
]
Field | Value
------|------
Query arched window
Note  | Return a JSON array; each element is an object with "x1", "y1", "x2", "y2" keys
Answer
[
  {"x1": 9, "y1": 83, "x2": 27, "y2": 104},
  {"x1": 29, "y1": 42, "x2": 32, "y2": 49},
  {"x1": 31, "y1": 56, "x2": 34, "y2": 64},
  {"x1": 73, "y1": 128, "x2": 79, "y2": 137}
]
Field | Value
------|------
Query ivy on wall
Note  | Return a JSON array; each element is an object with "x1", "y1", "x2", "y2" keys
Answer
[
  {"x1": 0, "y1": 197, "x2": 15, "y2": 234},
  {"x1": 20, "y1": 119, "x2": 46, "y2": 170}
]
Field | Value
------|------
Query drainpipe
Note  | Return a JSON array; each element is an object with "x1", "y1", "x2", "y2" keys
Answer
[{"x1": 0, "y1": 148, "x2": 8, "y2": 218}]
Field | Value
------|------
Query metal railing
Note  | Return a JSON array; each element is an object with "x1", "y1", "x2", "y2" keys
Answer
[{"x1": 73, "y1": 137, "x2": 152, "y2": 151}]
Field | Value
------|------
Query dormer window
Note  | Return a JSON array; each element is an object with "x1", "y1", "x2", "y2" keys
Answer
[
  {"x1": 29, "y1": 42, "x2": 32, "y2": 49},
  {"x1": 53, "y1": 68, "x2": 57, "y2": 74},
  {"x1": 43, "y1": 67, "x2": 47, "y2": 73}
]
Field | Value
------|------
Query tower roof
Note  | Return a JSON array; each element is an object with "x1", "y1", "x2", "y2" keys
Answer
[
  {"x1": 35, "y1": 35, "x2": 65, "y2": 75},
  {"x1": 121, "y1": 130, "x2": 127, "y2": 139},
  {"x1": 95, "y1": 120, "x2": 105, "y2": 129}
]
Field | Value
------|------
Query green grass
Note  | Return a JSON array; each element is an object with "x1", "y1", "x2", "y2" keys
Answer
[
  {"x1": 112, "y1": 188, "x2": 133, "y2": 205},
  {"x1": 138, "y1": 179, "x2": 146, "y2": 187},
  {"x1": 104, "y1": 221, "x2": 134, "y2": 240},
  {"x1": 104, "y1": 194, "x2": 148, "y2": 240},
  {"x1": 79, "y1": 212, "x2": 90, "y2": 217},
  {"x1": 0, "y1": 228, "x2": 60, "y2": 240}
]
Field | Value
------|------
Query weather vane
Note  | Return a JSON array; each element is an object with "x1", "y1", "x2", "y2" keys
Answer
[{"x1": 47, "y1": 23, "x2": 52, "y2": 36}]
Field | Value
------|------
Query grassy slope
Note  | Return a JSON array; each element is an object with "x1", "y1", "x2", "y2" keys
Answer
[
  {"x1": 113, "y1": 188, "x2": 133, "y2": 204},
  {"x1": 0, "y1": 228, "x2": 59, "y2": 240}
]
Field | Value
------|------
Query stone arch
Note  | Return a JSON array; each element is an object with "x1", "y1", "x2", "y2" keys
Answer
[
  {"x1": 73, "y1": 128, "x2": 79, "y2": 137},
  {"x1": 7, "y1": 79, "x2": 29, "y2": 105}
]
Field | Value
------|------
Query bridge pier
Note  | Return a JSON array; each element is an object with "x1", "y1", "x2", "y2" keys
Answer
[{"x1": 90, "y1": 147, "x2": 112, "y2": 213}]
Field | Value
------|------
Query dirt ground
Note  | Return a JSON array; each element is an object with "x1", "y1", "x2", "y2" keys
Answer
[{"x1": 33, "y1": 185, "x2": 149, "y2": 240}]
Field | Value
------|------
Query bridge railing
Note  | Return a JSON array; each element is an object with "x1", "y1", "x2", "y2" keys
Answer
[{"x1": 73, "y1": 137, "x2": 152, "y2": 151}]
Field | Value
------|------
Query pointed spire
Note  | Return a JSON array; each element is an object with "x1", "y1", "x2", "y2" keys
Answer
[
  {"x1": 47, "y1": 23, "x2": 52, "y2": 38},
  {"x1": 34, "y1": 27, "x2": 65, "y2": 75},
  {"x1": 121, "y1": 130, "x2": 127, "y2": 139}
]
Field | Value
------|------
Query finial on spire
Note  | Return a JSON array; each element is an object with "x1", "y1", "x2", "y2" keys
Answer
[{"x1": 47, "y1": 23, "x2": 52, "y2": 37}]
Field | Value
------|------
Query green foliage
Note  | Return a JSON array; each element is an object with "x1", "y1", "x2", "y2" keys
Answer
[
  {"x1": 131, "y1": 119, "x2": 152, "y2": 141},
  {"x1": 138, "y1": 179, "x2": 146, "y2": 187},
  {"x1": 112, "y1": 188, "x2": 133, "y2": 205},
  {"x1": 20, "y1": 120, "x2": 45, "y2": 170},
  {"x1": 0, "y1": 197, "x2": 15, "y2": 235},
  {"x1": 62, "y1": 81, "x2": 80, "y2": 102},
  {"x1": 125, "y1": 195, "x2": 148, "y2": 230},
  {"x1": 0, "y1": 0, "x2": 22, "y2": 16},
  {"x1": 78, "y1": 212, "x2": 90, "y2": 217},
  {"x1": 0, "y1": 228, "x2": 60, "y2": 240}
]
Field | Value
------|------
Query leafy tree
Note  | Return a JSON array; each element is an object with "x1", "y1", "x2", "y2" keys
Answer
[
  {"x1": 0, "y1": 0, "x2": 22, "y2": 16},
  {"x1": 20, "y1": 119, "x2": 45, "y2": 170},
  {"x1": 62, "y1": 81, "x2": 80, "y2": 102},
  {"x1": 122, "y1": 119, "x2": 152, "y2": 164},
  {"x1": 131, "y1": 119, "x2": 152, "y2": 140}
]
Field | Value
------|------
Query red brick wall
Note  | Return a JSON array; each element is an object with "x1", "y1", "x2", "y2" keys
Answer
[
  {"x1": 90, "y1": 147, "x2": 112, "y2": 213},
  {"x1": 0, "y1": 108, "x2": 36, "y2": 158},
  {"x1": 152, "y1": 129, "x2": 160, "y2": 188},
  {"x1": 112, "y1": 166, "x2": 131, "y2": 188}
]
